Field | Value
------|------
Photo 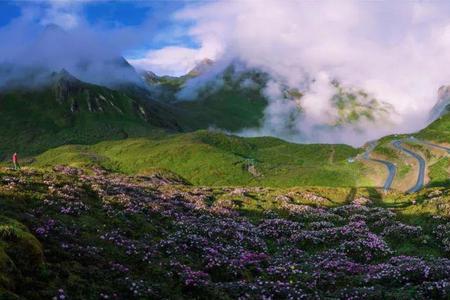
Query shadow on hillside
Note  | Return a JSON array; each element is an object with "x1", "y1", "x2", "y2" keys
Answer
[
  {"x1": 362, "y1": 187, "x2": 416, "y2": 209},
  {"x1": 367, "y1": 187, "x2": 382, "y2": 202},
  {"x1": 345, "y1": 187, "x2": 357, "y2": 203},
  {"x1": 344, "y1": 187, "x2": 383, "y2": 205},
  {"x1": 427, "y1": 179, "x2": 450, "y2": 188}
]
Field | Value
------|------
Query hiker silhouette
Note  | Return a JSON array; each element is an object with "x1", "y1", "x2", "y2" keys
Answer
[{"x1": 12, "y1": 153, "x2": 20, "y2": 170}]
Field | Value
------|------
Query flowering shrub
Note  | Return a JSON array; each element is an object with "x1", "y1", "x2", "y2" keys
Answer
[
  {"x1": 381, "y1": 222, "x2": 422, "y2": 240},
  {"x1": 420, "y1": 280, "x2": 450, "y2": 298},
  {"x1": 434, "y1": 223, "x2": 450, "y2": 252},
  {"x1": 35, "y1": 219, "x2": 56, "y2": 237},
  {"x1": 2, "y1": 167, "x2": 450, "y2": 299}
]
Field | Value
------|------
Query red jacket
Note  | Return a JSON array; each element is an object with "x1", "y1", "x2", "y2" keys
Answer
[{"x1": 12, "y1": 154, "x2": 18, "y2": 163}]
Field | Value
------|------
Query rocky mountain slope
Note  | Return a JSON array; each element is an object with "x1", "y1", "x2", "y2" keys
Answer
[
  {"x1": 0, "y1": 69, "x2": 181, "y2": 156},
  {"x1": 0, "y1": 24, "x2": 143, "y2": 88},
  {"x1": 429, "y1": 85, "x2": 450, "y2": 121}
]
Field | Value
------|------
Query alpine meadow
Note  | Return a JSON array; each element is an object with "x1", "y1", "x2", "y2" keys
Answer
[{"x1": 3, "y1": 1, "x2": 450, "y2": 299}]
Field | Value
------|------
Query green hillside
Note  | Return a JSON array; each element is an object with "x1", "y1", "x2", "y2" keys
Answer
[
  {"x1": 146, "y1": 64, "x2": 270, "y2": 131},
  {"x1": 366, "y1": 112, "x2": 450, "y2": 190},
  {"x1": 147, "y1": 65, "x2": 392, "y2": 133},
  {"x1": 33, "y1": 130, "x2": 371, "y2": 188},
  {"x1": 174, "y1": 88, "x2": 267, "y2": 131},
  {"x1": 1, "y1": 64, "x2": 448, "y2": 191},
  {"x1": 0, "y1": 70, "x2": 180, "y2": 157},
  {"x1": 417, "y1": 113, "x2": 450, "y2": 142}
]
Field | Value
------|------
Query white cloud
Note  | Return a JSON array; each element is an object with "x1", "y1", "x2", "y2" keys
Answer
[
  {"x1": 129, "y1": 44, "x2": 220, "y2": 76},
  {"x1": 41, "y1": 9, "x2": 78, "y2": 29},
  {"x1": 146, "y1": 0, "x2": 450, "y2": 146},
  {"x1": 38, "y1": 0, "x2": 90, "y2": 30},
  {"x1": 0, "y1": 1, "x2": 144, "y2": 88}
]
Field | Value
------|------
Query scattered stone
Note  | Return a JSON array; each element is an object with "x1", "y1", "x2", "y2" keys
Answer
[
  {"x1": 275, "y1": 194, "x2": 292, "y2": 203},
  {"x1": 247, "y1": 164, "x2": 262, "y2": 177},
  {"x1": 297, "y1": 192, "x2": 329, "y2": 204},
  {"x1": 428, "y1": 190, "x2": 443, "y2": 199},
  {"x1": 53, "y1": 165, "x2": 83, "y2": 176},
  {"x1": 230, "y1": 188, "x2": 248, "y2": 197},
  {"x1": 352, "y1": 197, "x2": 373, "y2": 206}
]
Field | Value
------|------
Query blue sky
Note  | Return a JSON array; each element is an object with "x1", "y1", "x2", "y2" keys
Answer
[
  {"x1": 0, "y1": 0, "x2": 215, "y2": 76},
  {"x1": 0, "y1": 0, "x2": 196, "y2": 61},
  {"x1": 0, "y1": 1, "x2": 21, "y2": 26},
  {"x1": 0, "y1": 1, "x2": 185, "y2": 28}
]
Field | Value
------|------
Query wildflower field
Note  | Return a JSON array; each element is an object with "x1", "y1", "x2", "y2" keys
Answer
[{"x1": 0, "y1": 166, "x2": 450, "y2": 299}]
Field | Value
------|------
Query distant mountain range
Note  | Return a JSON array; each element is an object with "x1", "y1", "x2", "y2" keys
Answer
[
  {"x1": 141, "y1": 60, "x2": 395, "y2": 134},
  {"x1": 0, "y1": 25, "x2": 448, "y2": 157},
  {"x1": 0, "y1": 24, "x2": 143, "y2": 89}
]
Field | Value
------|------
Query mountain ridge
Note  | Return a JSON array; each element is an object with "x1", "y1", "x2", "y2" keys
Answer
[{"x1": 0, "y1": 69, "x2": 181, "y2": 156}]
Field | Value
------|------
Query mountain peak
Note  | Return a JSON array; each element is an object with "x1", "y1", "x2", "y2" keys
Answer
[
  {"x1": 142, "y1": 70, "x2": 159, "y2": 84},
  {"x1": 187, "y1": 58, "x2": 214, "y2": 77},
  {"x1": 429, "y1": 85, "x2": 450, "y2": 121},
  {"x1": 51, "y1": 69, "x2": 80, "y2": 84},
  {"x1": 39, "y1": 23, "x2": 67, "y2": 41}
]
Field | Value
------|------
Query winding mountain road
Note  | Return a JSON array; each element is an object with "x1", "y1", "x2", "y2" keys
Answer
[
  {"x1": 409, "y1": 137, "x2": 450, "y2": 153},
  {"x1": 363, "y1": 142, "x2": 396, "y2": 192},
  {"x1": 361, "y1": 137, "x2": 449, "y2": 193},
  {"x1": 391, "y1": 140, "x2": 425, "y2": 193}
]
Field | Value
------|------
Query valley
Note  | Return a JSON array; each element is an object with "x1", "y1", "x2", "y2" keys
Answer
[
  {"x1": 1, "y1": 62, "x2": 449, "y2": 298},
  {"x1": 1, "y1": 62, "x2": 448, "y2": 194},
  {"x1": 1, "y1": 5, "x2": 450, "y2": 298}
]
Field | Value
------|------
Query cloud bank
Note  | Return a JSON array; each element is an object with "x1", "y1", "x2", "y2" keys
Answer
[
  {"x1": 141, "y1": 1, "x2": 450, "y2": 146},
  {"x1": 0, "y1": 1, "x2": 152, "y2": 88},
  {"x1": 3, "y1": 1, "x2": 450, "y2": 146}
]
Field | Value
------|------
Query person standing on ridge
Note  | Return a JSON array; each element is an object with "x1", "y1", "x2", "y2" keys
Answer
[{"x1": 12, "y1": 153, "x2": 20, "y2": 170}]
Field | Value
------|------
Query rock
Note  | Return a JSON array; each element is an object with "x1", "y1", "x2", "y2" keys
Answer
[
  {"x1": 352, "y1": 197, "x2": 373, "y2": 206},
  {"x1": 52, "y1": 165, "x2": 83, "y2": 176},
  {"x1": 281, "y1": 203, "x2": 320, "y2": 215},
  {"x1": 298, "y1": 192, "x2": 329, "y2": 204},
  {"x1": 275, "y1": 195, "x2": 292, "y2": 203},
  {"x1": 428, "y1": 190, "x2": 443, "y2": 198},
  {"x1": 247, "y1": 164, "x2": 262, "y2": 177},
  {"x1": 230, "y1": 188, "x2": 248, "y2": 197}
]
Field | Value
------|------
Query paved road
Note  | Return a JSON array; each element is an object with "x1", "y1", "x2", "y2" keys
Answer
[
  {"x1": 363, "y1": 142, "x2": 396, "y2": 192},
  {"x1": 392, "y1": 140, "x2": 425, "y2": 193},
  {"x1": 408, "y1": 137, "x2": 450, "y2": 153}
]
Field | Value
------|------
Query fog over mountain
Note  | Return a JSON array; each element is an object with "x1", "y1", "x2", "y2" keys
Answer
[
  {"x1": 0, "y1": 26, "x2": 144, "y2": 88},
  {"x1": 0, "y1": 2, "x2": 150, "y2": 88},
  {"x1": 136, "y1": 1, "x2": 450, "y2": 146},
  {"x1": 3, "y1": 1, "x2": 450, "y2": 146}
]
